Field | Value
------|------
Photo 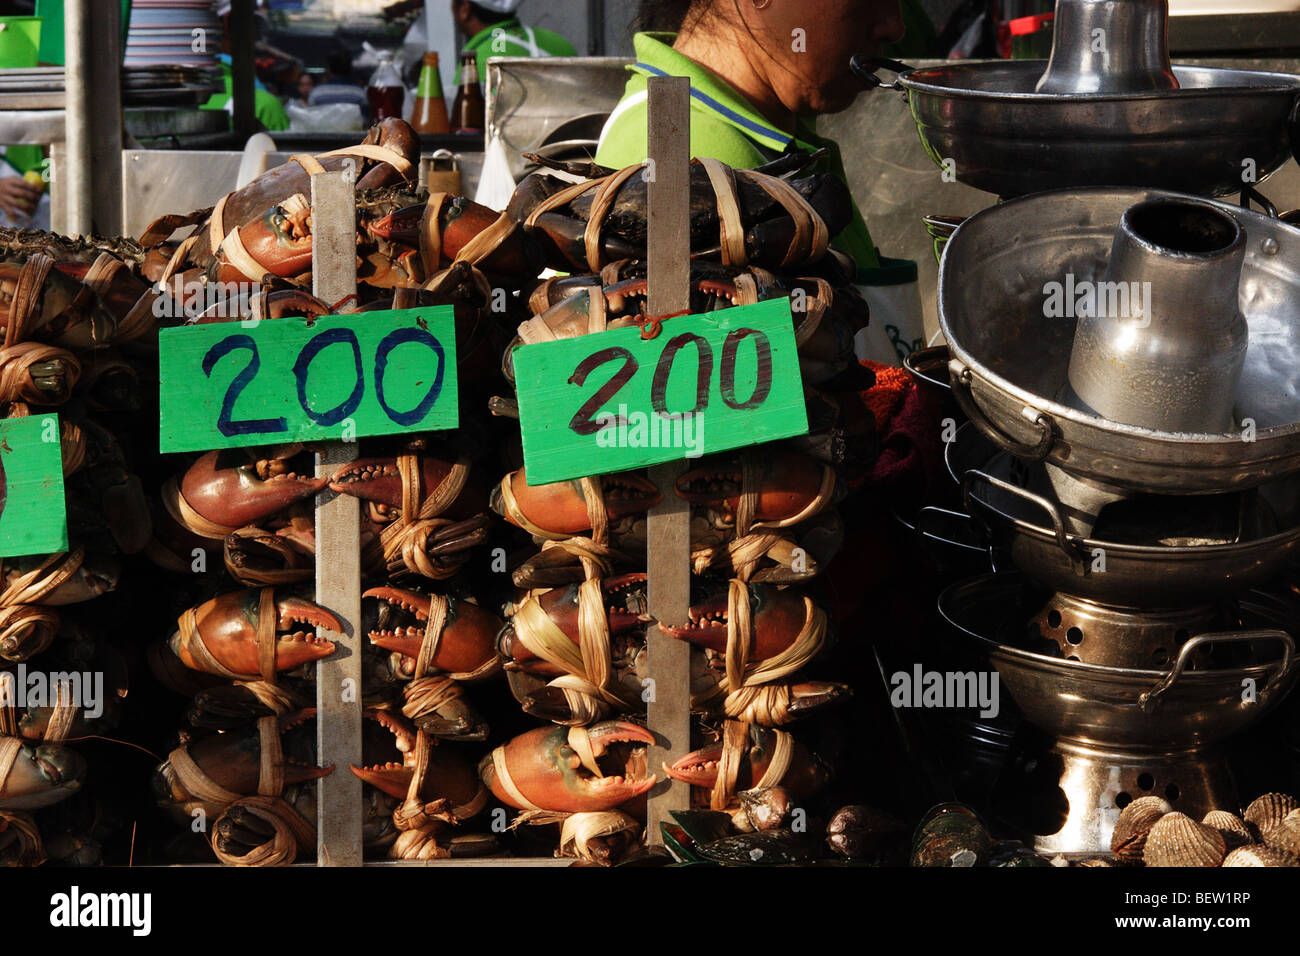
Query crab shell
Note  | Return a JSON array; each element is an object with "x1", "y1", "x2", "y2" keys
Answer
[
  {"x1": 167, "y1": 589, "x2": 339, "y2": 679},
  {"x1": 364, "y1": 587, "x2": 502, "y2": 678},
  {"x1": 665, "y1": 727, "x2": 829, "y2": 803},
  {"x1": 491, "y1": 468, "x2": 661, "y2": 538},
  {"x1": 659, "y1": 582, "x2": 812, "y2": 659},
  {"x1": 349, "y1": 710, "x2": 483, "y2": 812},
  {"x1": 676, "y1": 450, "x2": 830, "y2": 526},
  {"x1": 500, "y1": 573, "x2": 649, "y2": 676},
  {"x1": 478, "y1": 721, "x2": 656, "y2": 813},
  {"x1": 179, "y1": 447, "x2": 326, "y2": 530},
  {"x1": 329, "y1": 455, "x2": 486, "y2": 519},
  {"x1": 0, "y1": 742, "x2": 86, "y2": 810}
]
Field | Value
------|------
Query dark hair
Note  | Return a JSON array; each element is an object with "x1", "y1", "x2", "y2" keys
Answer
[
  {"x1": 467, "y1": 2, "x2": 513, "y2": 25},
  {"x1": 326, "y1": 52, "x2": 353, "y2": 77},
  {"x1": 638, "y1": 0, "x2": 706, "y2": 32}
]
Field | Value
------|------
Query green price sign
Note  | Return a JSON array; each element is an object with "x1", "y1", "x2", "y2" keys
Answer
[
  {"x1": 0, "y1": 415, "x2": 68, "y2": 558},
  {"x1": 158, "y1": 307, "x2": 458, "y2": 453},
  {"x1": 514, "y1": 297, "x2": 809, "y2": 485}
]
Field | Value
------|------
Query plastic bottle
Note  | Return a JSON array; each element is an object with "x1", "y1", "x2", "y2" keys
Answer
[{"x1": 367, "y1": 50, "x2": 406, "y2": 123}]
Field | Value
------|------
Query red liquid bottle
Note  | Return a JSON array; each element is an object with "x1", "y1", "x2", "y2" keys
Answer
[{"x1": 367, "y1": 51, "x2": 405, "y2": 122}]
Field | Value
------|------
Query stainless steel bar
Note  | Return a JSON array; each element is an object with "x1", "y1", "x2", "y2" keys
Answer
[
  {"x1": 62, "y1": 0, "x2": 93, "y2": 236},
  {"x1": 644, "y1": 75, "x2": 692, "y2": 846},
  {"x1": 311, "y1": 170, "x2": 363, "y2": 867}
]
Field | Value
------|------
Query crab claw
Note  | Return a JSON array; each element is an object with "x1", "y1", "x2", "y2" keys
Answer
[
  {"x1": 786, "y1": 681, "x2": 853, "y2": 716},
  {"x1": 479, "y1": 721, "x2": 656, "y2": 813},
  {"x1": 0, "y1": 742, "x2": 86, "y2": 810},
  {"x1": 179, "y1": 448, "x2": 325, "y2": 530},
  {"x1": 659, "y1": 582, "x2": 814, "y2": 659},
  {"x1": 167, "y1": 588, "x2": 339, "y2": 679},
  {"x1": 350, "y1": 712, "x2": 484, "y2": 816},
  {"x1": 664, "y1": 726, "x2": 829, "y2": 801},
  {"x1": 499, "y1": 573, "x2": 649, "y2": 672},
  {"x1": 675, "y1": 451, "x2": 830, "y2": 525},
  {"x1": 491, "y1": 468, "x2": 660, "y2": 538},
  {"x1": 329, "y1": 456, "x2": 484, "y2": 519},
  {"x1": 164, "y1": 712, "x2": 333, "y2": 802},
  {"x1": 363, "y1": 587, "x2": 502, "y2": 679}
]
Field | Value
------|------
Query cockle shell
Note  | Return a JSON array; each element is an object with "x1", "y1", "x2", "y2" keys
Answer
[
  {"x1": 1111, "y1": 796, "x2": 1173, "y2": 861},
  {"x1": 1243, "y1": 793, "x2": 1299, "y2": 837},
  {"x1": 1142, "y1": 812, "x2": 1226, "y2": 868},
  {"x1": 1263, "y1": 808, "x2": 1300, "y2": 858},
  {"x1": 1202, "y1": 810, "x2": 1253, "y2": 851},
  {"x1": 1222, "y1": 844, "x2": 1299, "y2": 868}
]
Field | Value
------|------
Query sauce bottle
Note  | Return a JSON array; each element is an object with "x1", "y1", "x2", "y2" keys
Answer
[
  {"x1": 450, "y1": 50, "x2": 485, "y2": 135},
  {"x1": 367, "y1": 50, "x2": 406, "y2": 122},
  {"x1": 411, "y1": 51, "x2": 450, "y2": 136}
]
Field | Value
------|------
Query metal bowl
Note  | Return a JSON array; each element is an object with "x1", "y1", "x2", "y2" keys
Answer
[
  {"x1": 939, "y1": 187, "x2": 1300, "y2": 498},
  {"x1": 945, "y1": 424, "x2": 1300, "y2": 605},
  {"x1": 940, "y1": 573, "x2": 1298, "y2": 749},
  {"x1": 855, "y1": 59, "x2": 1300, "y2": 198}
]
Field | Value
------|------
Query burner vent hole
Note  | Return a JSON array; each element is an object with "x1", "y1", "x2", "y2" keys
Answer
[
  {"x1": 1066, "y1": 626, "x2": 1084, "y2": 646},
  {"x1": 1165, "y1": 783, "x2": 1180, "y2": 802},
  {"x1": 1151, "y1": 647, "x2": 1168, "y2": 666},
  {"x1": 1137, "y1": 773, "x2": 1155, "y2": 791},
  {"x1": 1047, "y1": 610, "x2": 1062, "y2": 629},
  {"x1": 1116, "y1": 791, "x2": 1133, "y2": 809}
]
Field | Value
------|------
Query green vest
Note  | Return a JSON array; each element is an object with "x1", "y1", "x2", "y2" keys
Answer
[
  {"x1": 459, "y1": 18, "x2": 577, "y2": 87},
  {"x1": 594, "y1": 33, "x2": 881, "y2": 272}
]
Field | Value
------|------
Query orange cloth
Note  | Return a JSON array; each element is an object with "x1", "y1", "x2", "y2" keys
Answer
[{"x1": 858, "y1": 360, "x2": 913, "y2": 432}]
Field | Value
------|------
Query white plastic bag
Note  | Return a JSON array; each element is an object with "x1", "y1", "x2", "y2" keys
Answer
[
  {"x1": 475, "y1": 129, "x2": 517, "y2": 212},
  {"x1": 855, "y1": 257, "x2": 927, "y2": 367},
  {"x1": 286, "y1": 100, "x2": 365, "y2": 132}
]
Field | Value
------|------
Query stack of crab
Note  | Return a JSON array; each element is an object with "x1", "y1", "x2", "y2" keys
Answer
[
  {"x1": 478, "y1": 153, "x2": 882, "y2": 863},
  {"x1": 0, "y1": 224, "x2": 161, "y2": 865},
  {"x1": 136, "y1": 119, "x2": 559, "y2": 864}
]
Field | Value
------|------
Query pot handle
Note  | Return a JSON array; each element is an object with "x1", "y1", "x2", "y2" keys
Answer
[
  {"x1": 961, "y1": 468, "x2": 1081, "y2": 562},
  {"x1": 1138, "y1": 630, "x2": 1295, "y2": 713},
  {"x1": 1240, "y1": 185, "x2": 1279, "y2": 220},
  {"x1": 850, "y1": 55, "x2": 914, "y2": 92},
  {"x1": 949, "y1": 362, "x2": 1055, "y2": 461},
  {"x1": 903, "y1": 344, "x2": 952, "y2": 391},
  {"x1": 915, "y1": 505, "x2": 990, "y2": 554}
]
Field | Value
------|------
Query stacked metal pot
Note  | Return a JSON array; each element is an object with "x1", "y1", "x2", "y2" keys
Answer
[{"x1": 891, "y1": 0, "x2": 1300, "y2": 857}]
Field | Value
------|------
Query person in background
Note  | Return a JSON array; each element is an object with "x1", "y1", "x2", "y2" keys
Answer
[
  {"x1": 309, "y1": 51, "x2": 370, "y2": 121},
  {"x1": 295, "y1": 71, "x2": 315, "y2": 107},
  {"x1": 385, "y1": 0, "x2": 576, "y2": 85},
  {"x1": 596, "y1": 0, "x2": 909, "y2": 274},
  {"x1": 202, "y1": 1, "x2": 290, "y2": 131},
  {"x1": 450, "y1": 0, "x2": 577, "y2": 83},
  {"x1": 0, "y1": 147, "x2": 46, "y2": 229}
]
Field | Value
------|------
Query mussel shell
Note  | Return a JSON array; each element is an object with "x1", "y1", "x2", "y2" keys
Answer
[
  {"x1": 1244, "y1": 793, "x2": 1300, "y2": 838},
  {"x1": 910, "y1": 803, "x2": 993, "y2": 867},
  {"x1": 1201, "y1": 810, "x2": 1254, "y2": 851},
  {"x1": 1142, "y1": 812, "x2": 1227, "y2": 868},
  {"x1": 827, "y1": 804, "x2": 908, "y2": 862},
  {"x1": 1111, "y1": 796, "x2": 1173, "y2": 860},
  {"x1": 1263, "y1": 808, "x2": 1300, "y2": 858},
  {"x1": 698, "y1": 829, "x2": 825, "y2": 865},
  {"x1": 1222, "y1": 844, "x2": 1299, "y2": 867}
]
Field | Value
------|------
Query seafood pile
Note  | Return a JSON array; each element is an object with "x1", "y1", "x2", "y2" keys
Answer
[
  {"x1": 136, "y1": 120, "x2": 542, "y2": 865},
  {"x1": 0, "y1": 220, "x2": 161, "y2": 865},
  {"x1": 479, "y1": 154, "x2": 879, "y2": 862},
  {"x1": 1112, "y1": 792, "x2": 1300, "y2": 867}
]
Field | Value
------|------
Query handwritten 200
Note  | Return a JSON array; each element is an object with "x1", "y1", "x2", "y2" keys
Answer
[{"x1": 204, "y1": 326, "x2": 446, "y2": 437}]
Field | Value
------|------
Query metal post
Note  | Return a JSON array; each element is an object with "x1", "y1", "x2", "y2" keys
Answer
[
  {"x1": 230, "y1": 0, "x2": 256, "y2": 142},
  {"x1": 587, "y1": 0, "x2": 606, "y2": 56},
  {"x1": 644, "y1": 75, "x2": 692, "y2": 845},
  {"x1": 62, "y1": 0, "x2": 93, "y2": 236},
  {"x1": 310, "y1": 171, "x2": 364, "y2": 867},
  {"x1": 88, "y1": 0, "x2": 123, "y2": 236}
]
